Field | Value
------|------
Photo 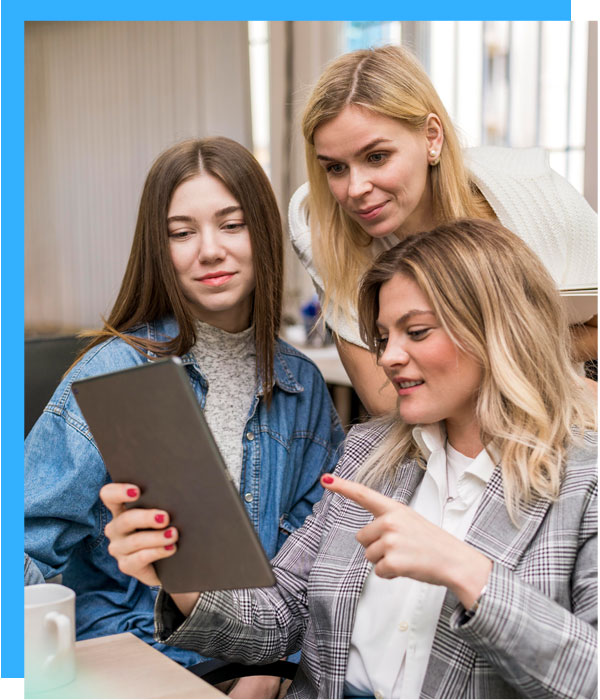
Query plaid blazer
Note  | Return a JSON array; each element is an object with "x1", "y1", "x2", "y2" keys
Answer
[{"x1": 155, "y1": 422, "x2": 597, "y2": 698}]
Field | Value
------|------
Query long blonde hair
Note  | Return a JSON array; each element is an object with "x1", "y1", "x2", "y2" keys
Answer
[
  {"x1": 302, "y1": 45, "x2": 492, "y2": 329},
  {"x1": 356, "y1": 219, "x2": 596, "y2": 515}
]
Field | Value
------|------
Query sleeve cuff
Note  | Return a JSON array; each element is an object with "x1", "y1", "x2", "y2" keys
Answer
[{"x1": 154, "y1": 588, "x2": 189, "y2": 642}]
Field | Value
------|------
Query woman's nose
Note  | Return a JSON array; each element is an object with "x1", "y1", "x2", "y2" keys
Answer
[
  {"x1": 198, "y1": 232, "x2": 226, "y2": 262},
  {"x1": 379, "y1": 340, "x2": 410, "y2": 371},
  {"x1": 347, "y1": 167, "x2": 373, "y2": 199}
]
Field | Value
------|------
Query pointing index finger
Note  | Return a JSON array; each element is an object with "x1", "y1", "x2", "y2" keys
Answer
[{"x1": 321, "y1": 474, "x2": 398, "y2": 517}]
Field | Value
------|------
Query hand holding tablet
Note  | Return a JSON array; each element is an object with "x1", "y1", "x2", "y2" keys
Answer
[{"x1": 74, "y1": 358, "x2": 275, "y2": 593}]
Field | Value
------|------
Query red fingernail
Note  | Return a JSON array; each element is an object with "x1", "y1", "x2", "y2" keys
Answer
[
  {"x1": 126, "y1": 488, "x2": 138, "y2": 498},
  {"x1": 154, "y1": 514, "x2": 165, "y2": 524},
  {"x1": 165, "y1": 544, "x2": 174, "y2": 551},
  {"x1": 322, "y1": 475, "x2": 334, "y2": 485},
  {"x1": 164, "y1": 529, "x2": 173, "y2": 539}
]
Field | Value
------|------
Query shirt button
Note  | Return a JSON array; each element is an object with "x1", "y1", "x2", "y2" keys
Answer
[
  {"x1": 244, "y1": 493, "x2": 253, "y2": 503},
  {"x1": 246, "y1": 431, "x2": 255, "y2": 441},
  {"x1": 398, "y1": 621, "x2": 409, "y2": 632}
]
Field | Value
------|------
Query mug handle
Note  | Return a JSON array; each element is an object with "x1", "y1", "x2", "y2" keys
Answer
[{"x1": 42, "y1": 612, "x2": 72, "y2": 672}]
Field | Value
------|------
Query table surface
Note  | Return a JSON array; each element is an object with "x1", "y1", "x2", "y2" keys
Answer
[
  {"x1": 31, "y1": 632, "x2": 226, "y2": 699},
  {"x1": 288, "y1": 343, "x2": 352, "y2": 387}
]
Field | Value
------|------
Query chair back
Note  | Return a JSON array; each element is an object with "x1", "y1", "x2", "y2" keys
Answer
[{"x1": 25, "y1": 335, "x2": 87, "y2": 437}]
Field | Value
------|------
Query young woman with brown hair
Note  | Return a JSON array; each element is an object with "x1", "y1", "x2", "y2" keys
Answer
[{"x1": 25, "y1": 138, "x2": 344, "y2": 693}]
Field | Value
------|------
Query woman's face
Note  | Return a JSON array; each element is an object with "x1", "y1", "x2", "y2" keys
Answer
[
  {"x1": 376, "y1": 273, "x2": 482, "y2": 446},
  {"x1": 167, "y1": 173, "x2": 255, "y2": 333},
  {"x1": 313, "y1": 105, "x2": 437, "y2": 239}
]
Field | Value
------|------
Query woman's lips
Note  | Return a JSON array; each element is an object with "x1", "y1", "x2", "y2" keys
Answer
[
  {"x1": 197, "y1": 273, "x2": 235, "y2": 287},
  {"x1": 394, "y1": 379, "x2": 425, "y2": 396},
  {"x1": 355, "y1": 202, "x2": 387, "y2": 221}
]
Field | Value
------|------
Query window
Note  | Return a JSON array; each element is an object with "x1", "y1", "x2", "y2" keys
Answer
[
  {"x1": 346, "y1": 21, "x2": 401, "y2": 50},
  {"x1": 248, "y1": 21, "x2": 271, "y2": 177},
  {"x1": 343, "y1": 21, "x2": 590, "y2": 193}
]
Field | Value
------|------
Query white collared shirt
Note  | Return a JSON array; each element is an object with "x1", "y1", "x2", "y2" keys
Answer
[{"x1": 344, "y1": 423, "x2": 496, "y2": 699}]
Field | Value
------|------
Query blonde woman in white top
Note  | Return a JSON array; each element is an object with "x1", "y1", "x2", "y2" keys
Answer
[{"x1": 289, "y1": 45, "x2": 597, "y2": 414}]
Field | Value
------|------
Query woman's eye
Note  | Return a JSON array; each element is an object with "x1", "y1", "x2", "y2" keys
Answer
[
  {"x1": 368, "y1": 152, "x2": 387, "y2": 165},
  {"x1": 326, "y1": 163, "x2": 346, "y2": 176},
  {"x1": 168, "y1": 230, "x2": 193, "y2": 239},
  {"x1": 408, "y1": 328, "x2": 430, "y2": 340},
  {"x1": 375, "y1": 336, "x2": 388, "y2": 354},
  {"x1": 222, "y1": 222, "x2": 246, "y2": 232}
]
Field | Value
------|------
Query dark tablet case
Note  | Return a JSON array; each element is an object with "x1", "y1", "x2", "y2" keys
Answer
[{"x1": 72, "y1": 357, "x2": 275, "y2": 594}]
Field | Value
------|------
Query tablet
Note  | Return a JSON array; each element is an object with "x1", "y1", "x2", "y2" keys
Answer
[{"x1": 72, "y1": 357, "x2": 275, "y2": 594}]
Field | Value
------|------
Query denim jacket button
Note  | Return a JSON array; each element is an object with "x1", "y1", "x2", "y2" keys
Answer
[
  {"x1": 244, "y1": 493, "x2": 253, "y2": 503},
  {"x1": 246, "y1": 431, "x2": 255, "y2": 441}
]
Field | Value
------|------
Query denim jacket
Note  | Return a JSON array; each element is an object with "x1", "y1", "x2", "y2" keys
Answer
[{"x1": 25, "y1": 317, "x2": 345, "y2": 667}]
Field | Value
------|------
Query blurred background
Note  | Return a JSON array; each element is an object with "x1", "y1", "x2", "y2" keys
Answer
[{"x1": 25, "y1": 20, "x2": 597, "y2": 335}]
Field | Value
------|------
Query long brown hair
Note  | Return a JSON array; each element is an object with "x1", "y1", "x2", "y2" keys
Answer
[
  {"x1": 76, "y1": 137, "x2": 283, "y2": 401},
  {"x1": 356, "y1": 219, "x2": 596, "y2": 516}
]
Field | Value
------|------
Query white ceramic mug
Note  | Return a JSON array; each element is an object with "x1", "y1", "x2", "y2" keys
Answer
[{"x1": 25, "y1": 583, "x2": 76, "y2": 694}]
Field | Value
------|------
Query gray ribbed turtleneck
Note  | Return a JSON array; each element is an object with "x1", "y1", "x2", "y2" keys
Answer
[{"x1": 190, "y1": 320, "x2": 256, "y2": 490}]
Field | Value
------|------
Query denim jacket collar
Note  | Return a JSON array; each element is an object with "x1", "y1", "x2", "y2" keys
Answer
[{"x1": 145, "y1": 316, "x2": 304, "y2": 395}]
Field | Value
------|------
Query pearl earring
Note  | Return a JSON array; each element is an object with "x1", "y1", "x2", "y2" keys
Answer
[{"x1": 429, "y1": 148, "x2": 441, "y2": 166}]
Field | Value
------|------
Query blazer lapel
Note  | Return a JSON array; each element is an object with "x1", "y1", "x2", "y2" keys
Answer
[
  {"x1": 463, "y1": 465, "x2": 553, "y2": 568},
  {"x1": 388, "y1": 458, "x2": 427, "y2": 504},
  {"x1": 421, "y1": 465, "x2": 553, "y2": 698}
]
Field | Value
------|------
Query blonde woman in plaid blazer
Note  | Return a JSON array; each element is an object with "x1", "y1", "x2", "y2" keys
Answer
[{"x1": 103, "y1": 220, "x2": 597, "y2": 698}]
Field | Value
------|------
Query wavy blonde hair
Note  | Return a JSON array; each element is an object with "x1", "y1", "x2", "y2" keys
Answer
[
  {"x1": 302, "y1": 45, "x2": 493, "y2": 330},
  {"x1": 356, "y1": 219, "x2": 596, "y2": 515}
]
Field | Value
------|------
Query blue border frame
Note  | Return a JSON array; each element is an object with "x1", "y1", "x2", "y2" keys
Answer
[{"x1": 3, "y1": 0, "x2": 571, "y2": 680}]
